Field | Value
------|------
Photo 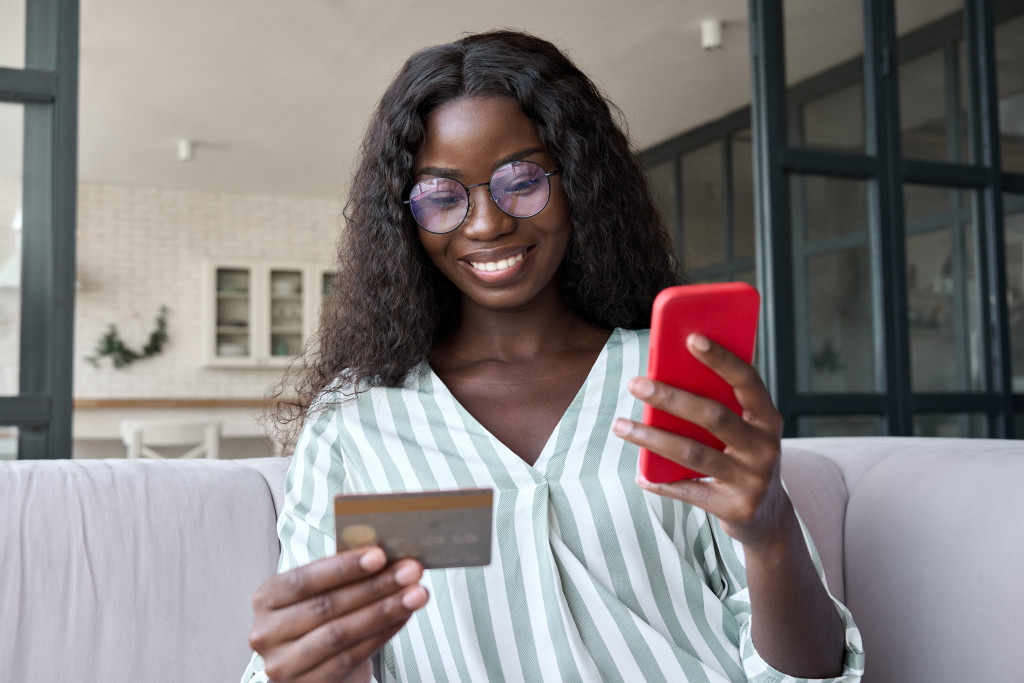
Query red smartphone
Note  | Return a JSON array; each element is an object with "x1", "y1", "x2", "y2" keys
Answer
[{"x1": 638, "y1": 282, "x2": 761, "y2": 483}]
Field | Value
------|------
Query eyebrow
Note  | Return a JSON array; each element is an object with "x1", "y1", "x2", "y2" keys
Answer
[{"x1": 415, "y1": 147, "x2": 549, "y2": 179}]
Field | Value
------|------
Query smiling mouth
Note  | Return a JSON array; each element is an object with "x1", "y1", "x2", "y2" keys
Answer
[{"x1": 467, "y1": 252, "x2": 525, "y2": 273}]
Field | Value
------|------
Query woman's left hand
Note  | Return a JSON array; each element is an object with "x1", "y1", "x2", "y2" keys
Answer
[{"x1": 612, "y1": 332, "x2": 792, "y2": 548}]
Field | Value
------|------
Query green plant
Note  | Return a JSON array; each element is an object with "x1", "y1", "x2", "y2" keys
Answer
[{"x1": 86, "y1": 306, "x2": 169, "y2": 369}]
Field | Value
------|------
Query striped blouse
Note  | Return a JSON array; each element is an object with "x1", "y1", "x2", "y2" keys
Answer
[{"x1": 242, "y1": 328, "x2": 864, "y2": 682}]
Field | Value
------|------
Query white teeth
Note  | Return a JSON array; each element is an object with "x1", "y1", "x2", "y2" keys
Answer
[{"x1": 470, "y1": 252, "x2": 525, "y2": 272}]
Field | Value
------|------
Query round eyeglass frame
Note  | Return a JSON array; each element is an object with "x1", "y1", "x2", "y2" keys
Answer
[{"x1": 403, "y1": 161, "x2": 562, "y2": 234}]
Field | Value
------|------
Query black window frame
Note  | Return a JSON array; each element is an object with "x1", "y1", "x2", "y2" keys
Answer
[
  {"x1": 0, "y1": 0, "x2": 80, "y2": 459},
  {"x1": 643, "y1": 0, "x2": 1024, "y2": 438}
]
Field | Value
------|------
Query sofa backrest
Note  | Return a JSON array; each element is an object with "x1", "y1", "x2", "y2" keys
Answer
[
  {"x1": 0, "y1": 457, "x2": 290, "y2": 683},
  {"x1": 4, "y1": 438, "x2": 1021, "y2": 683}
]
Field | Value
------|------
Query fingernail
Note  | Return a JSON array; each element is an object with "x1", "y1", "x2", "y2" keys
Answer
[
  {"x1": 394, "y1": 562, "x2": 421, "y2": 586},
  {"x1": 359, "y1": 547, "x2": 386, "y2": 571},
  {"x1": 688, "y1": 333, "x2": 711, "y2": 352},
  {"x1": 630, "y1": 377, "x2": 654, "y2": 398},
  {"x1": 401, "y1": 586, "x2": 428, "y2": 610},
  {"x1": 612, "y1": 418, "x2": 632, "y2": 437}
]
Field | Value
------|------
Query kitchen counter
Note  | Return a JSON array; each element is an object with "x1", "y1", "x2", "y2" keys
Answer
[{"x1": 72, "y1": 397, "x2": 289, "y2": 457}]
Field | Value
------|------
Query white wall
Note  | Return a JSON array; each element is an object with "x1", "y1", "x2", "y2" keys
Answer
[
  {"x1": 0, "y1": 176, "x2": 343, "y2": 456},
  {"x1": 74, "y1": 180, "x2": 341, "y2": 398}
]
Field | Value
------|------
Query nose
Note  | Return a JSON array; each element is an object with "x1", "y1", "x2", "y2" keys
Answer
[{"x1": 461, "y1": 185, "x2": 516, "y2": 240}]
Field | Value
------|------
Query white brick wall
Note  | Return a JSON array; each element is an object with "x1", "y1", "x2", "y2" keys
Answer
[
  {"x1": 0, "y1": 176, "x2": 343, "y2": 399},
  {"x1": 76, "y1": 181, "x2": 342, "y2": 398}
]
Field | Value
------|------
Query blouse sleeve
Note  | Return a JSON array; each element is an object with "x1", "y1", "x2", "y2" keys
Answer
[
  {"x1": 240, "y1": 406, "x2": 349, "y2": 683},
  {"x1": 709, "y1": 496, "x2": 866, "y2": 682}
]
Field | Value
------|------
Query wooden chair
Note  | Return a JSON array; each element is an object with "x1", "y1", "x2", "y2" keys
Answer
[{"x1": 119, "y1": 419, "x2": 223, "y2": 459}]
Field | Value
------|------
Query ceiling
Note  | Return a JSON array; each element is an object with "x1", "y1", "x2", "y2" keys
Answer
[{"x1": 0, "y1": 0, "x2": 961, "y2": 199}]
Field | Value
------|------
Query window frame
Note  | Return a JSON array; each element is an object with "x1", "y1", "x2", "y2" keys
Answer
[
  {"x1": 644, "y1": 0, "x2": 1024, "y2": 437},
  {"x1": 0, "y1": 0, "x2": 80, "y2": 458}
]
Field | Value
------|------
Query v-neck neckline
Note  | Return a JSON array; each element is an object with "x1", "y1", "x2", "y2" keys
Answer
[{"x1": 422, "y1": 328, "x2": 621, "y2": 473}]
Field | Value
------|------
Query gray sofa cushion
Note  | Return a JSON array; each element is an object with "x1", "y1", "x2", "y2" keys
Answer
[{"x1": 0, "y1": 458, "x2": 283, "y2": 683}]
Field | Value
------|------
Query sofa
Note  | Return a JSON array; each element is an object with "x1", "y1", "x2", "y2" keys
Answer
[{"x1": 0, "y1": 437, "x2": 1021, "y2": 682}]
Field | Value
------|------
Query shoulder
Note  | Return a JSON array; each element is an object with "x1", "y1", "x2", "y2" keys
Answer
[
  {"x1": 309, "y1": 364, "x2": 431, "y2": 413},
  {"x1": 610, "y1": 327, "x2": 650, "y2": 359}
]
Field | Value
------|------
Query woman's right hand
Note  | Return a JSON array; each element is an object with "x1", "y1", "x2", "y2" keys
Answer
[{"x1": 249, "y1": 546, "x2": 429, "y2": 683}]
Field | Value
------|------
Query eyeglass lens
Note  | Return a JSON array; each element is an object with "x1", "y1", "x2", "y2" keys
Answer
[{"x1": 408, "y1": 161, "x2": 553, "y2": 233}]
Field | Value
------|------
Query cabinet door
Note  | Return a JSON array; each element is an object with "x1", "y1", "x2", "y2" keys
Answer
[
  {"x1": 305, "y1": 266, "x2": 337, "y2": 342},
  {"x1": 267, "y1": 267, "x2": 305, "y2": 366},
  {"x1": 207, "y1": 264, "x2": 257, "y2": 366}
]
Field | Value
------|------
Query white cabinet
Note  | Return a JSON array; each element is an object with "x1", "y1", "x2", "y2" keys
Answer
[{"x1": 201, "y1": 260, "x2": 334, "y2": 368}]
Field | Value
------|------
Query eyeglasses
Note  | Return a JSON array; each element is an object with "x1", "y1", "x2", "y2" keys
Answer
[{"x1": 404, "y1": 160, "x2": 561, "y2": 234}]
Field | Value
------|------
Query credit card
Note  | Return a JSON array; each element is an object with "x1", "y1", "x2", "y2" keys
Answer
[{"x1": 334, "y1": 488, "x2": 493, "y2": 569}]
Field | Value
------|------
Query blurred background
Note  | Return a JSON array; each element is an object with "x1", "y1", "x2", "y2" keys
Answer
[{"x1": 1, "y1": 0, "x2": 1022, "y2": 459}]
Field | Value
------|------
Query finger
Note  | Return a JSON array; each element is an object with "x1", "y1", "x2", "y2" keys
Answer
[
  {"x1": 254, "y1": 558, "x2": 424, "y2": 646},
  {"x1": 685, "y1": 334, "x2": 782, "y2": 434},
  {"x1": 613, "y1": 417, "x2": 738, "y2": 480},
  {"x1": 290, "y1": 620, "x2": 408, "y2": 683},
  {"x1": 626, "y1": 376, "x2": 760, "y2": 453},
  {"x1": 256, "y1": 547, "x2": 387, "y2": 611},
  {"x1": 636, "y1": 473, "x2": 734, "y2": 518},
  {"x1": 265, "y1": 584, "x2": 429, "y2": 681}
]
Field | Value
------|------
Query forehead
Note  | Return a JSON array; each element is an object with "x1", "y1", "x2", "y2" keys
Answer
[{"x1": 417, "y1": 97, "x2": 545, "y2": 170}]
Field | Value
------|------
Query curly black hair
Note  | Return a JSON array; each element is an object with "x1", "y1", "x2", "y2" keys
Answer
[{"x1": 266, "y1": 30, "x2": 681, "y2": 447}]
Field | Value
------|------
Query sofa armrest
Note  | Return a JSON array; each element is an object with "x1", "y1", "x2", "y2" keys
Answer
[
  {"x1": 780, "y1": 444, "x2": 849, "y2": 603},
  {"x1": 785, "y1": 437, "x2": 1024, "y2": 683}
]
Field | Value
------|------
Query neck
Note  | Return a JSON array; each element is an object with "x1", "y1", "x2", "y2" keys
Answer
[{"x1": 437, "y1": 289, "x2": 605, "y2": 365}]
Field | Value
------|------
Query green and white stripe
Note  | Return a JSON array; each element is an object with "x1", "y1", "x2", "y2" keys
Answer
[{"x1": 242, "y1": 328, "x2": 865, "y2": 683}]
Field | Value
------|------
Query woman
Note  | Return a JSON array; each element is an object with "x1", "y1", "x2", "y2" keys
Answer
[{"x1": 243, "y1": 31, "x2": 863, "y2": 683}]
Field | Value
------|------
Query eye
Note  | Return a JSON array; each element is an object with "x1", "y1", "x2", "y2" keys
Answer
[
  {"x1": 411, "y1": 178, "x2": 467, "y2": 210},
  {"x1": 426, "y1": 193, "x2": 467, "y2": 209},
  {"x1": 492, "y1": 162, "x2": 546, "y2": 196},
  {"x1": 505, "y1": 176, "x2": 542, "y2": 194}
]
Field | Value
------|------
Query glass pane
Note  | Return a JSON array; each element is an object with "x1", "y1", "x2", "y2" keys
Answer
[
  {"x1": 784, "y1": 0, "x2": 865, "y2": 147},
  {"x1": 956, "y1": 40, "x2": 972, "y2": 163},
  {"x1": 802, "y1": 83, "x2": 865, "y2": 153},
  {"x1": 996, "y1": 13, "x2": 1024, "y2": 174},
  {"x1": 270, "y1": 269, "x2": 303, "y2": 357},
  {"x1": 0, "y1": 1, "x2": 26, "y2": 69},
  {"x1": 899, "y1": 48, "x2": 969, "y2": 162},
  {"x1": 692, "y1": 272, "x2": 727, "y2": 285},
  {"x1": 798, "y1": 176, "x2": 870, "y2": 242},
  {"x1": 215, "y1": 268, "x2": 251, "y2": 359},
  {"x1": 1005, "y1": 193, "x2": 1024, "y2": 391},
  {"x1": 913, "y1": 413, "x2": 987, "y2": 437},
  {"x1": 0, "y1": 103, "x2": 24, "y2": 397},
  {"x1": 895, "y1": 0, "x2": 962, "y2": 36},
  {"x1": 731, "y1": 129, "x2": 756, "y2": 261},
  {"x1": 905, "y1": 186, "x2": 983, "y2": 392},
  {"x1": 681, "y1": 142, "x2": 725, "y2": 269},
  {"x1": 734, "y1": 268, "x2": 756, "y2": 288},
  {"x1": 0, "y1": 425, "x2": 16, "y2": 460},
  {"x1": 802, "y1": 247, "x2": 877, "y2": 392},
  {"x1": 797, "y1": 416, "x2": 884, "y2": 437},
  {"x1": 646, "y1": 159, "x2": 678, "y2": 252},
  {"x1": 792, "y1": 177, "x2": 876, "y2": 393}
]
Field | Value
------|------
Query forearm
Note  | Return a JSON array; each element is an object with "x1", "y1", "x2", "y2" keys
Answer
[{"x1": 743, "y1": 500, "x2": 845, "y2": 679}]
